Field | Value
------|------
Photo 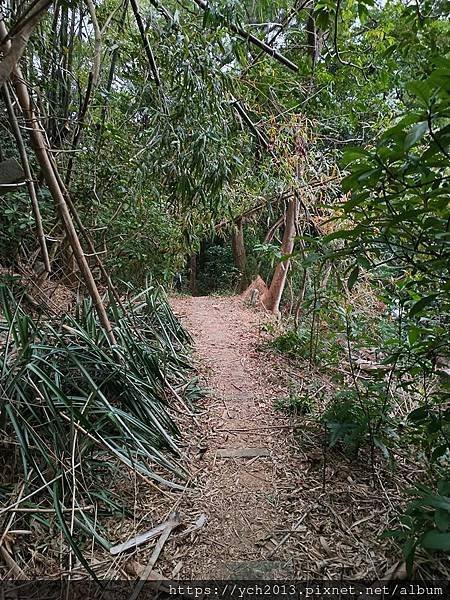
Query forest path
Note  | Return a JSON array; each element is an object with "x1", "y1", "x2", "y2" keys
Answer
[{"x1": 170, "y1": 295, "x2": 297, "y2": 579}]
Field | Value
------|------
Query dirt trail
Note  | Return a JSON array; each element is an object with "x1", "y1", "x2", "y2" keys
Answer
[
  {"x1": 171, "y1": 295, "x2": 297, "y2": 578},
  {"x1": 168, "y1": 295, "x2": 404, "y2": 581}
]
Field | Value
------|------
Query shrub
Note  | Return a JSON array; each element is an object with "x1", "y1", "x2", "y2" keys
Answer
[
  {"x1": 274, "y1": 392, "x2": 315, "y2": 416},
  {"x1": 322, "y1": 385, "x2": 395, "y2": 458}
]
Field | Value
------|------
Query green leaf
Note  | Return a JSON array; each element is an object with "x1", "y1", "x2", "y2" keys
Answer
[
  {"x1": 303, "y1": 252, "x2": 320, "y2": 266},
  {"x1": 381, "y1": 113, "x2": 424, "y2": 142},
  {"x1": 407, "y1": 80, "x2": 432, "y2": 106},
  {"x1": 52, "y1": 480, "x2": 98, "y2": 579},
  {"x1": 357, "y1": 2, "x2": 369, "y2": 23},
  {"x1": 432, "y1": 445, "x2": 448, "y2": 462},
  {"x1": 435, "y1": 510, "x2": 450, "y2": 533},
  {"x1": 341, "y1": 147, "x2": 370, "y2": 166},
  {"x1": 347, "y1": 265, "x2": 360, "y2": 291},
  {"x1": 438, "y1": 481, "x2": 450, "y2": 496},
  {"x1": 314, "y1": 8, "x2": 330, "y2": 29},
  {"x1": 408, "y1": 406, "x2": 430, "y2": 421},
  {"x1": 407, "y1": 326, "x2": 421, "y2": 346},
  {"x1": 404, "y1": 121, "x2": 428, "y2": 150},
  {"x1": 357, "y1": 255, "x2": 371, "y2": 269},
  {"x1": 411, "y1": 495, "x2": 450, "y2": 512},
  {"x1": 381, "y1": 529, "x2": 405, "y2": 539},
  {"x1": 323, "y1": 228, "x2": 358, "y2": 243},
  {"x1": 373, "y1": 436, "x2": 389, "y2": 459},
  {"x1": 357, "y1": 167, "x2": 380, "y2": 182},
  {"x1": 421, "y1": 530, "x2": 450, "y2": 551},
  {"x1": 403, "y1": 536, "x2": 417, "y2": 575},
  {"x1": 409, "y1": 295, "x2": 437, "y2": 317}
]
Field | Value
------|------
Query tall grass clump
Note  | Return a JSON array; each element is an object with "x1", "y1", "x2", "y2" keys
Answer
[{"x1": 0, "y1": 284, "x2": 195, "y2": 571}]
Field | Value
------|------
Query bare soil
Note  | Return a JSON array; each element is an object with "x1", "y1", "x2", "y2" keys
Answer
[{"x1": 169, "y1": 294, "x2": 298, "y2": 578}]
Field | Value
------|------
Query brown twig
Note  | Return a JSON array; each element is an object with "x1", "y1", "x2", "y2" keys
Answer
[
  {"x1": 129, "y1": 512, "x2": 180, "y2": 599},
  {"x1": 0, "y1": 546, "x2": 29, "y2": 579}
]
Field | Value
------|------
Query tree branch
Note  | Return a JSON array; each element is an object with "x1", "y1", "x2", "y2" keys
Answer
[
  {"x1": 129, "y1": 0, "x2": 160, "y2": 85},
  {"x1": 192, "y1": 0, "x2": 299, "y2": 73},
  {"x1": 333, "y1": 0, "x2": 365, "y2": 71}
]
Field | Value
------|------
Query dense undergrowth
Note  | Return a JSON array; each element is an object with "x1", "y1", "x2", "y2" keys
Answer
[
  {"x1": 0, "y1": 284, "x2": 197, "y2": 573},
  {"x1": 271, "y1": 275, "x2": 449, "y2": 571},
  {"x1": 266, "y1": 60, "x2": 450, "y2": 572}
]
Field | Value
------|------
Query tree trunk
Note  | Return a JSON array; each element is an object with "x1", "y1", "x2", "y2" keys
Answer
[
  {"x1": 189, "y1": 254, "x2": 197, "y2": 296},
  {"x1": 231, "y1": 218, "x2": 248, "y2": 292},
  {"x1": 0, "y1": 0, "x2": 51, "y2": 86},
  {"x1": 306, "y1": 3, "x2": 323, "y2": 70},
  {"x1": 262, "y1": 196, "x2": 297, "y2": 314}
]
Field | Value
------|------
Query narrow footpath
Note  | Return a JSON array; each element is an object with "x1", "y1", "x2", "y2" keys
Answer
[
  {"x1": 168, "y1": 295, "x2": 400, "y2": 580},
  {"x1": 171, "y1": 295, "x2": 297, "y2": 579}
]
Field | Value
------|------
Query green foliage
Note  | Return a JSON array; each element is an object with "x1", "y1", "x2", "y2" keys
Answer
[
  {"x1": 325, "y1": 55, "x2": 450, "y2": 569},
  {"x1": 383, "y1": 481, "x2": 450, "y2": 575},
  {"x1": 329, "y1": 59, "x2": 450, "y2": 443},
  {"x1": 272, "y1": 314, "x2": 344, "y2": 367},
  {"x1": 197, "y1": 243, "x2": 239, "y2": 294},
  {"x1": 1, "y1": 0, "x2": 450, "y2": 575},
  {"x1": 406, "y1": 398, "x2": 450, "y2": 467},
  {"x1": 338, "y1": 61, "x2": 450, "y2": 289},
  {"x1": 274, "y1": 392, "x2": 315, "y2": 416},
  {"x1": 0, "y1": 192, "x2": 36, "y2": 263},
  {"x1": 201, "y1": 0, "x2": 247, "y2": 30},
  {"x1": 272, "y1": 328, "x2": 310, "y2": 357},
  {"x1": 322, "y1": 385, "x2": 394, "y2": 456}
]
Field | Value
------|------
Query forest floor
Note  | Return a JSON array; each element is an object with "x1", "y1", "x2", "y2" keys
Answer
[
  {"x1": 4, "y1": 291, "x2": 443, "y2": 580},
  {"x1": 160, "y1": 294, "x2": 406, "y2": 580}
]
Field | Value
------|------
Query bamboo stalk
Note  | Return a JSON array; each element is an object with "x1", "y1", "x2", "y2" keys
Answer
[
  {"x1": 48, "y1": 153, "x2": 126, "y2": 312},
  {"x1": 2, "y1": 82, "x2": 51, "y2": 273},
  {"x1": 129, "y1": 0, "x2": 160, "y2": 85},
  {"x1": 64, "y1": 72, "x2": 93, "y2": 186},
  {"x1": 0, "y1": 18, "x2": 116, "y2": 345},
  {"x1": 83, "y1": 0, "x2": 101, "y2": 85}
]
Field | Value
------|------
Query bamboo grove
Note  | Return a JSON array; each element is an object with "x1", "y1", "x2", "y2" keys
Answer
[{"x1": 0, "y1": 0, "x2": 449, "y2": 580}]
